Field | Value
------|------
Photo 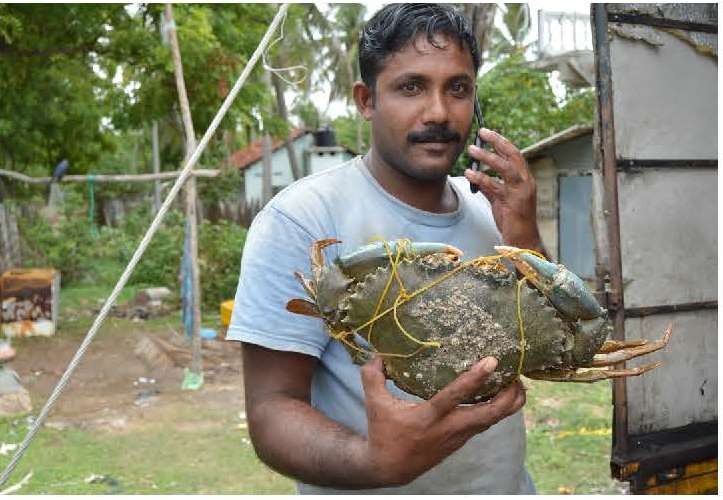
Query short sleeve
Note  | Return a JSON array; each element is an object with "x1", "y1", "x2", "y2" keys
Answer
[{"x1": 226, "y1": 206, "x2": 331, "y2": 358}]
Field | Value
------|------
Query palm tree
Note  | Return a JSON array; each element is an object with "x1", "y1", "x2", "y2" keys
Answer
[
  {"x1": 459, "y1": 3, "x2": 498, "y2": 61},
  {"x1": 488, "y1": 3, "x2": 532, "y2": 59},
  {"x1": 317, "y1": 4, "x2": 367, "y2": 152},
  {"x1": 266, "y1": 4, "x2": 329, "y2": 180}
]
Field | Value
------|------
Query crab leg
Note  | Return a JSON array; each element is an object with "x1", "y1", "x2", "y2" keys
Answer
[
  {"x1": 590, "y1": 324, "x2": 672, "y2": 367},
  {"x1": 312, "y1": 238, "x2": 342, "y2": 269},
  {"x1": 526, "y1": 361, "x2": 662, "y2": 382},
  {"x1": 337, "y1": 240, "x2": 463, "y2": 279},
  {"x1": 598, "y1": 339, "x2": 648, "y2": 354},
  {"x1": 293, "y1": 271, "x2": 316, "y2": 297}
]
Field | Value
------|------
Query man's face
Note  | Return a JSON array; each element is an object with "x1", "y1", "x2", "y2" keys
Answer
[{"x1": 362, "y1": 33, "x2": 476, "y2": 181}]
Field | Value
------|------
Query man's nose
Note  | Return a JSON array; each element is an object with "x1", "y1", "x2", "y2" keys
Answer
[{"x1": 421, "y1": 91, "x2": 449, "y2": 124}]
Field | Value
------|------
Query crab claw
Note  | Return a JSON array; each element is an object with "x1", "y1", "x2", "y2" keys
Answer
[
  {"x1": 338, "y1": 240, "x2": 463, "y2": 279},
  {"x1": 311, "y1": 239, "x2": 342, "y2": 270},
  {"x1": 495, "y1": 245, "x2": 604, "y2": 321}
]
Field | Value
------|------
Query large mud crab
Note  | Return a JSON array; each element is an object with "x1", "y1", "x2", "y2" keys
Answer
[{"x1": 287, "y1": 239, "x2": 672, "y2": 402}]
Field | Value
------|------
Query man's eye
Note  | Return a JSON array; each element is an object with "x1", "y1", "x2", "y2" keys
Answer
[
  {"x1": 400, "y1": 82, "x2": 421, "y2": 94},
  {"x1": 450, "y1": 82, "x2": 470, "y2": 95}
]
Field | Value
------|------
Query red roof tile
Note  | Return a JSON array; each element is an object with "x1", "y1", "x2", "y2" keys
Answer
[{"x1": 230, "y1": 128, "x2": 307, "y2": 171}]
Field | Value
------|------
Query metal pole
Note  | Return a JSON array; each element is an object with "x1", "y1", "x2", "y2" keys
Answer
[{"x1": 592, "y1": 2, "x2": 628, "y2": 455}]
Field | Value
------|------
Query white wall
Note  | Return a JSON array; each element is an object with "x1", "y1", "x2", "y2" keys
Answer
[
  {"x1": 309, "y1": 150, "x2": 354, "y2": 176},
  {"x1": 243, "y1": 137, "x2": 355, "y2": 204},
  {"x1": 243, "y1": 134, "x2": 314, "y2": 204}
]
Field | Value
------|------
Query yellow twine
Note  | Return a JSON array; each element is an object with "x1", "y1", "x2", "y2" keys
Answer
[
  {"x1": 365, "y1": 240, "x2": 407, "y2": 349},
  {"x1": 329, "y1": 242, "x2": 548, "y2": 363}
]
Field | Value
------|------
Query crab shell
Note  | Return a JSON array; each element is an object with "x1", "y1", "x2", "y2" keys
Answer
[{"x1": 289, "y1": 240, "x2": 612, "y2": 402}]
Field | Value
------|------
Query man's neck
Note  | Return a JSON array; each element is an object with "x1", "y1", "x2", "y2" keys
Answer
[{"x1": 364, "y1": 150, "x2": 458, "y2": 214}]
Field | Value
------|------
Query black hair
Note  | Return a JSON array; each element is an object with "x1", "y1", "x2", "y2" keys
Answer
[{"x1": 359, "y1": 3, "x2": 481, "y2": 88}]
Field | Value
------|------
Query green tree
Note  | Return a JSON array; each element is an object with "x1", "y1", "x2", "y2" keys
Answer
[
  {"x1": 0, "y1": 4, "x2": 278, "y2": 179},
  {"x1": 315, "y1": 4, "x2": 367, "y2": 152},
  {"x1": 452, "y1": 52, "x2": 595, "y2": 175},
  {"x1": 0, "y1": 5, "x2": 139, "y2": 172},
  {"x1": 458, "y1": 3, "x2": 498, "y2": 59},
  {"x1": 488, "y1": 3, "x2": 532, "y2": 59},
  {"x1": 331, "y1": 113, "x2": 369, "y2": 155},
  {"x1": 263, "y1": 4, "x2": 330, "y2": 180},
  {"x1": 478, "y1": 52, "x2": 593, "y2": 149},
  {"x1": 113, "y1": 4, "x2": 276, "y2": 169}
]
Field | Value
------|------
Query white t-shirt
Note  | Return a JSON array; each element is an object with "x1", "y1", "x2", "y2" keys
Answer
[{"x1": 227, "y1": 156, "x2": 535, "y2": 494}]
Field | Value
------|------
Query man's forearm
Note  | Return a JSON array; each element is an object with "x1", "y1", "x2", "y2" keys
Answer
[{"x1": 248, "y1": 395, "x2": 391, "y2": 489}]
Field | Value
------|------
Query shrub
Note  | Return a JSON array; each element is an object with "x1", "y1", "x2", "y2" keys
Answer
[
  {"x1": 18, "y1": 209, "x2": 101, "y2": 284},
  {"x1": 197, "y1": 219, "x2": 246, "y2": 309},
  {"x1": 17, "y1": 201, "x2": 247, "y2": 312}
]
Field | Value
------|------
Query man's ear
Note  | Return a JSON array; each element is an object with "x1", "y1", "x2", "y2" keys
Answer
[{"x1": 353, "y1": 81, "x2": 374, "y2": 121}]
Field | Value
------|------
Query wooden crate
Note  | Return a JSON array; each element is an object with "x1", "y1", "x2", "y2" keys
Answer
[{"x1": 1, "y1": 268, "x2": 60, "y2": 337}]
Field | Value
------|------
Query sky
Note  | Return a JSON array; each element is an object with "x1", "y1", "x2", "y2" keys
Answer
[{"x1": 307, "y1": 1, "x2": 592, "y2": 120}]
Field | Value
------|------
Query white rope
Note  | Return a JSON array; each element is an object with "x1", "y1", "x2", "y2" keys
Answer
[
  {"x1": 0, "y1": 471, "x2": 32, "y2": 495},
  {"x1": 0, "y1": 3, "x2": 290, "y2": 486},
  {"x1": 261, "y1": 6, "x2": 307, "y2": 86}
]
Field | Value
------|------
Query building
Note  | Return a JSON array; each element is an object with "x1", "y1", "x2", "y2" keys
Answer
[
  {"x1": 522, "y1": 124, "x2": 594, "y2": 279},
  {"x1": 230, "y1": 128, "x2": 356, "y2": 205}
]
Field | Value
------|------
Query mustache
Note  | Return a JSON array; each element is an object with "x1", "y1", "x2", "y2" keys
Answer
[{"x1": 407, "y1": 125, "x2": 461, "y2": 144}]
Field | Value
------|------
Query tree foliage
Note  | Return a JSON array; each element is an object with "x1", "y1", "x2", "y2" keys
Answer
[
  {"x1": 1, "y1": 4, "x2": 594, "y2": 193},
  {"x1": 0, "y1": 4, "x2": 275, "y2": 178},
  {"x1": 331, "y1": 113, "x2": 370, "y2": 155},
  {"x1": 0, "y1": 5, "x2": 134, "y2": 170},
  {"x1": 488, "y1": 3, "x2": 532, "y2": 59},
  {"x1": 450, "y1": 52, "x2": 594, "y2": 175},
  {"x1": 478, "y1": 52, "x2": 594, "y2": 150},
  {"x1": 18, "y1": 200, "x2": 246, "y2": 309}
]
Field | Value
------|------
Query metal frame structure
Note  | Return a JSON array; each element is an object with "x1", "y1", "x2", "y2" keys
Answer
[{"x1": 591, "y1": 3, "x2": 717, "y2": 494}]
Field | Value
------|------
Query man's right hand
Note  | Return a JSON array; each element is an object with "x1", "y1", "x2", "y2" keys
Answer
[
  {"x1": 243, "y1": 344, "x2": 525, "y2": 489},
  {"x1": 361, "y1": 355, "x2": 526, "y2": 486}
]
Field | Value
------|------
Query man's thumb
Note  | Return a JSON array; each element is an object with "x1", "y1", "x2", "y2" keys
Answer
[{"x1": 360, "y1": 355, "x2": 388, "y2": 399}]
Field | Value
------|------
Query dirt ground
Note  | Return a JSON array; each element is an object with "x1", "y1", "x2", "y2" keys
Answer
[{"x1": 7, "y1": 322, "x2": 245, "y2": 432}]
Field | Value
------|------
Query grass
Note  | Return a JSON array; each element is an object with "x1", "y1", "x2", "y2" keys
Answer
[
  {"x1": 524, "y1": 378, "x2": 627, "y2": 494},
  {"x1": 0, "y1": 283, "x2": 627, "y2": 494},
  {"x1": 0, "y1": 416, "x2": 295, "y2": 494},
  {"x1": 56, "y1": 282, "x2": 222, "y2": 338},
  {"x1": 0, "y1": 378, "x2": 625, "y2": 494}
]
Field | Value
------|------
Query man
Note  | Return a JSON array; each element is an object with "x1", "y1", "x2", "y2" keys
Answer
[{"x1": 228, "y1": 4, "x2": 545, "y2": 494}]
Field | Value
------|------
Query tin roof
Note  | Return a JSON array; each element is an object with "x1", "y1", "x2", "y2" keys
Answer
[{"x1": 521, "y1": 124, "x2": 593, "y2": 160}]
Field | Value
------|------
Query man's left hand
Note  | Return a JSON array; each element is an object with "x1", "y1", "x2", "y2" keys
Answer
[{"x1": 464, "y1": 128, "x2": 545, "y2": 254}]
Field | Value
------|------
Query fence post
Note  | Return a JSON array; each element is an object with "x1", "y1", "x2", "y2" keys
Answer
[
  {"x1": 151, "y1": 121, "x2": 162, "y2": 214},
  {"x1": 164, "y1": 3, "x2": 203, "y2": 381}
]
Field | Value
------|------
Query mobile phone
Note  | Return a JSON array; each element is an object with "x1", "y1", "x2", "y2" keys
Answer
[{"x1": 468, "y1": 93, "x2": 486, "y2": 193}]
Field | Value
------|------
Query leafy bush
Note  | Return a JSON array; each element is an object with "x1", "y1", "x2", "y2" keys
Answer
[
  {"x1": 17, "y1": 200, "x2": 247, "y2": 312},
  {"x1": 197, "y1": 219, "x2": 246, "y2": 308},
  {"x1": 18, "y1": 208, "x2": 104, "y2": 284},
  {"x1": 120, "y1": 208, "x2": 185, "y2": 289},
  {"x1": 119, "y1": 208, "x2": 247, "y2": 308}
]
